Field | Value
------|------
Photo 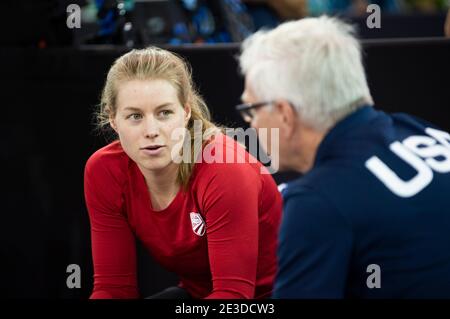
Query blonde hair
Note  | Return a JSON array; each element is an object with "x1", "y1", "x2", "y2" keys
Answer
[{"x1": 97, "y1": 47, "x2": 219, "y2": 187}]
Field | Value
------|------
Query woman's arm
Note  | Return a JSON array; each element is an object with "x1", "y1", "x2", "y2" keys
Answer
[
  {"x1": 197, "y1": 162, "x2": 262, "y2": 299},
  {"x1": 84, "y1": 153, "x2": 139, "y2": 299}
]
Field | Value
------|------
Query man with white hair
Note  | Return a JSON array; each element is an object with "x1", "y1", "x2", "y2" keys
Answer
[{"x1": 238, "y1": 16, "x2": 450, "y2": 298}]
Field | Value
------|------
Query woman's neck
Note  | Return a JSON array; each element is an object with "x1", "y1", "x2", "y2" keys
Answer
[{"x1": 138, "y1": 163, "x2": 180, "y2": 209}]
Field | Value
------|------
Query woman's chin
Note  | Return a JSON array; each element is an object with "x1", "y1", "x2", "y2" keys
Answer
[{"x1": 138, "y1": 158, "x2": 174, "y2": 173}]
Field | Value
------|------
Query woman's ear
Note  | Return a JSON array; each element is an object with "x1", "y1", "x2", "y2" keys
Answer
[
  {"x1": 109, "y1": 116, "x2": 118, "y2": 133},
  {"x1": 184, "y1": 104, "x2": 192, "y2": 125}
]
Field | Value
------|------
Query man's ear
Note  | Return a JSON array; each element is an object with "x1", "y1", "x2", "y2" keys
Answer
[{"x1": 276, "y1": 99, "x2": 297, "y2": 137}]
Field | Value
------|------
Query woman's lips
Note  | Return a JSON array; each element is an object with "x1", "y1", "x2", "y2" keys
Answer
[{"x1": 141, "y1": 145, "x2": 165, "y2": 156}]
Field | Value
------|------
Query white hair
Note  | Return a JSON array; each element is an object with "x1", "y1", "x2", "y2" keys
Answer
[{"x1": 239, "y1": 16, "x2": 373, "y2": 131}]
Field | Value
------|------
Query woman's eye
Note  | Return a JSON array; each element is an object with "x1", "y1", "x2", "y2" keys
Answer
[
  {"x1": 127, "y1": 113, "x2": 142, "y2": 120},
  {"x1": 159, "y1": 110, "x2": 173, "y2": 117}
]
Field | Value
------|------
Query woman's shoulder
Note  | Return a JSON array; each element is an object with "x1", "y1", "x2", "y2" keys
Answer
[
  {"x1": 193, "y1": 133, "x2": 263, "y2": 183},
  {"x1": 84, "y1": 140, "x2": 129, "y2": 182},
  {"x1": 190, "y1": 133, "x2": 281, "y2": 206}
]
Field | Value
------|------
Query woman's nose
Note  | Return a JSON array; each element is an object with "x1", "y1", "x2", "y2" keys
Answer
[{"x1": 144, "y1": 117, "x2": 160, "y2": 138}]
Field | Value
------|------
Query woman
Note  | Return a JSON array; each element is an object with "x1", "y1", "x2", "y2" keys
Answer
[{"x1": 84, "y1": 47, "x2": 282, "y2": 299}]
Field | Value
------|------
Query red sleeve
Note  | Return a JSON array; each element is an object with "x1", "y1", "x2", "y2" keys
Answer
[
  {"x1": 196, "y1": 161, "x2": 262, "y2": 299},
  {"x1": 84, "y1": 152, "x2": 139, "y2": 299}
]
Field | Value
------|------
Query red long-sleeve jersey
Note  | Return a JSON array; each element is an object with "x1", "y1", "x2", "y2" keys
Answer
[{"x1": 84, "y1": 134, "x2": 282, "y2": 299}]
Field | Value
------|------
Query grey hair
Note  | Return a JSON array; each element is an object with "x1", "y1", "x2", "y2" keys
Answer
[{"x1": 239, "y1": 16, "x2": 373, "y2": 131}]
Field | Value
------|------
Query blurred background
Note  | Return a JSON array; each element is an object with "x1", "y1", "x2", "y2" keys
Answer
[
  {"x1": 2, "y1": 0, "x2": 449, "y2": 48},
  {"x1": 1, "y1": 0, "x2": 449, "y2": 298}
]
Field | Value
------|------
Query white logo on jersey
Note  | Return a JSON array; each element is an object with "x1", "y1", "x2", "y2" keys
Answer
[
  {"x1": 190, "y1": 212, "x2": 206, "y2": 236},
  {"x1": 278, "y1": 183, "x2": 288, "y2": 193},
  {"x1": 365, "y1": 127, "x2": 450, "y2": 198}
]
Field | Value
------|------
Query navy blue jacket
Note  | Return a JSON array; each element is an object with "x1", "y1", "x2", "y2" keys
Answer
[{"x1": 274, "y1": 106, "x2": 450, "y2": 298}]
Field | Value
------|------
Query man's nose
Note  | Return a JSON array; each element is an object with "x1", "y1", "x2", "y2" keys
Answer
[
  {"x1": 243, "y1": 114, "x2": 253, "y2": 124},
  {"x1": 249, "y1": 116, "x2": 258, "y2": 129}
]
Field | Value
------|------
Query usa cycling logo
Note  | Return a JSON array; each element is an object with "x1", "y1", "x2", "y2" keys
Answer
[{"x1": 190, "y1": 212, "x2": 206, "y2": 236}]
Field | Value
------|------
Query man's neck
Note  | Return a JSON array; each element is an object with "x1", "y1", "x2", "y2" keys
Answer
[{"x1": 290, "y1": 126, "x2": 326, "y2": 174}]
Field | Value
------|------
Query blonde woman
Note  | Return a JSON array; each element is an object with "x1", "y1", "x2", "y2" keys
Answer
[{"x1": 84, "y1": 47, "x2": 282, "y2": 299}]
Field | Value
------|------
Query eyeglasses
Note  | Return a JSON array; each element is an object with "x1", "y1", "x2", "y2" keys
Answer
[{"x1": 235, "y1": 101, "x2": 272, "y2": 123}]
